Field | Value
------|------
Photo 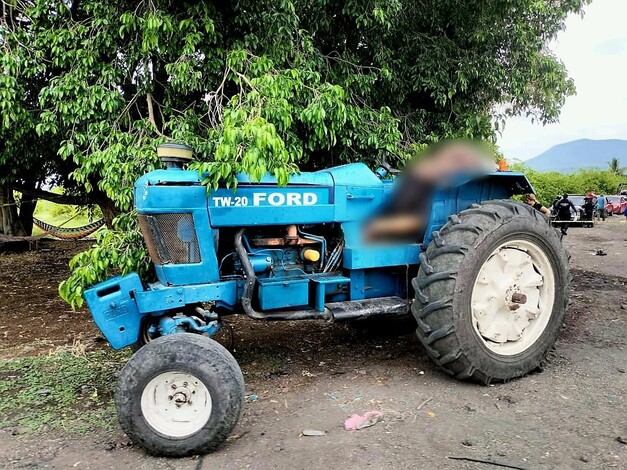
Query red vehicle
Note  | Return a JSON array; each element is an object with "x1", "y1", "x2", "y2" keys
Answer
[{"x1": 605, "y1": 195, "x2": 627, "y2": 215}]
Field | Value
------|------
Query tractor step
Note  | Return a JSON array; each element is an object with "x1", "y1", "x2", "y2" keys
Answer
[
  {"x1": 326, "y1": 296, "x2": 409, "y2": 322},
  {"x1": 310, "y1": 275, "x2": 351, "y2": 311}
]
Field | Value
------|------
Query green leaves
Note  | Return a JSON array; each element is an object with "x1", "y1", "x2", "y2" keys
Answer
[
  {"x1": 140, "y1": 11, "x2": 174, "y2": 53},
  {"x1": 193, "y1": 111, "x2": 297, "y2": 190},
  {"x1": 59, "y1": 212, "x2": 153, "y2": 309}
]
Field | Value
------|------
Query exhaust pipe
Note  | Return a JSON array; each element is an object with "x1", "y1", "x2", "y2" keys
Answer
[{"x1": 326, "y1": 297, "x2": 408, "y2": 321}]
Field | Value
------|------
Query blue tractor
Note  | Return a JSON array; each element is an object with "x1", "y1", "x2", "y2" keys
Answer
[{"x1": 85, "y1": 144, "x2": 569, "y2": 456}]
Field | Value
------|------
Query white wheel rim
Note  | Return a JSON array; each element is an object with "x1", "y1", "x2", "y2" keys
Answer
[
  {"x1": 471, "y1": 239, "x2": 556, "y2": 356},
  {"x1": 140, "y1": 371, "x2": 212, "y2": 438}
]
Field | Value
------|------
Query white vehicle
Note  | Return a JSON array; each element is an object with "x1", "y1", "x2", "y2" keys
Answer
[
  {"x1": 551, "y1": 195, "x2": 584, "y2": 221},
  {"x1": 567, "y1": 195, "x2": 586, "y2": 222}
]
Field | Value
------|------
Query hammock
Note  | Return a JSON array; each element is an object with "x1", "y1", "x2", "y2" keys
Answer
[{"x1": 32, "y1": 217, "x2": 105, "y2": 239}]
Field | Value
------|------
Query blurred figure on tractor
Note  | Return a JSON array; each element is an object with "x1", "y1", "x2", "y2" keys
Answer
[{"x1": 366, "y1": 140, "x2": 496, "y2": 241}]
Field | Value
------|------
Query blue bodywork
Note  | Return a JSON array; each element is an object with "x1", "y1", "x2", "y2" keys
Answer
[{"x1": 85, "y1": 162, "x2": 533, "y2": 349}]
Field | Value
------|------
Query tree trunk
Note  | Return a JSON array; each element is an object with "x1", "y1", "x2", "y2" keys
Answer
[
  {"x1": 89, "y1": 183, "x2": 119, "y2": 229},
  {"x1": 0, "y1": 184, "x2": 9, "y2": 234},
  {"x1": 18, "y1": 198, "x2": 37, "y2": 236},
  {"x1": 0, "y1": 183, "x2": 27, "y2": 236},
  {"x1": 11, "y1": 183, "x2": 95, "y2": 205},
  {"x1": 14, "y1": 179, "x2": 38, "y2": 236},
  {"x1": 98, "y1": 199, "x2": 117, "y2": 229}
]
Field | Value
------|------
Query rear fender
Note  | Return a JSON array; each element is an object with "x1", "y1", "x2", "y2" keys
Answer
[{"x1": 423, "y1": 172, "x2": 534, "y2": 246}]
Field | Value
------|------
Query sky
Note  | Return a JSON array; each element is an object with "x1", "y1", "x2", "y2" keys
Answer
[{"x1": 497, "y1": 0, "x2": 627, "y2": 161}]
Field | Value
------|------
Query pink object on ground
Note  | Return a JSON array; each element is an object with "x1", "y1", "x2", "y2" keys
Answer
[{"x1": 344, "y1": 411, "x2": 384, "y2": 431}]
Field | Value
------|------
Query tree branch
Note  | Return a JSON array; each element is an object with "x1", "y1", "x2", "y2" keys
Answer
[
  {"x1": 146, "y1": 92, "x2": 166, "y2": 137},
  {"x1": 10, "y1": 183, "x2": 97, "y2": 206}
]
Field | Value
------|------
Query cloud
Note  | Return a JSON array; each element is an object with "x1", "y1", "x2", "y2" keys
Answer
[{"x1": 592, "y1": 37, "x2": 627, "y2": 56}]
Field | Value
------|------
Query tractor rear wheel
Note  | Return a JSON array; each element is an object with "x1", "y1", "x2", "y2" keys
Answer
[
  {"x1": 115, "y1": 334, "x2": 244, "y2": 456},
  {"x1": 412, "y1": 200, "x2": 570, "y2": 383}
]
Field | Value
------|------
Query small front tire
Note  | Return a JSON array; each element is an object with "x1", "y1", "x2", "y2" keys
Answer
[{"x1": 115, "y1": 334, "x2": 244, "y2": 457}]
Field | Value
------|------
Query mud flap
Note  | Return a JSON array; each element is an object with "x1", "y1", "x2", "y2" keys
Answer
[{"x1": 84, "y1": 273, "x2": 145, "y2": 349}]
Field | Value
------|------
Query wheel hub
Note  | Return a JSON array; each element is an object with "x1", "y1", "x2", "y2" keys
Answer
[
  {"x1": 505, "y1": 288, "x2": 528, "y2": 311},
  {"x1": 140, "y1": 371, "x2": 212, "y2": 438},
  {"x1": 171, "y1": 387, "x2": 192, "y2": 407},
  {"x1": 471, "y1": 240, "x2": 555, "y2": 356}
]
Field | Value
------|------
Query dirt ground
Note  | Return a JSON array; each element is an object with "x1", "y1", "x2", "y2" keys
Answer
[{"x1": 0, "y1": 219, "x2": 626, "y2": 470}]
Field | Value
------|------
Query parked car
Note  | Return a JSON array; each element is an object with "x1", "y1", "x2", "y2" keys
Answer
[{"x1": 605, "y1": 195, "x2": 627, "y2": 215}]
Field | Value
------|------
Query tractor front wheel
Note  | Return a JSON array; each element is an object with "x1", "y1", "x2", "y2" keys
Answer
[
  {"x1": 115, "y1": 334, "x2": 244, "y2": 456},
  {"x1": 412, "y1": 200, "x2": 570, "y2": 383}
]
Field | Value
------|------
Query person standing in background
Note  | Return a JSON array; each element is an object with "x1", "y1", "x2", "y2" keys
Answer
[
  {"x1": 583, "y1": 196, "x2": 594, "y2": 222},
  {"x1": 555, "y1": 193, "x2": 576, "y2": 235},
  {"x1": 596, "y1": 194, "x2": 606, "y2": 221}
]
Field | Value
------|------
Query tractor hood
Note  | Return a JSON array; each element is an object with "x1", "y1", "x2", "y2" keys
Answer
[{"x1": 134, "y1": 162, "x2": 390, "y2": 226}]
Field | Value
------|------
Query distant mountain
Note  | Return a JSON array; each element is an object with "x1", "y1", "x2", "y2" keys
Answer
[{"x1": 523, "y1": 138, "x2": 627, "y2": 173}]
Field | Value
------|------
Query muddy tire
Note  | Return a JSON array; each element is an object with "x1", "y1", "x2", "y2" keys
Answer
[
  {"x1": 115, "y1": 334, "x2": 244, "y2": 457},
  {"x1": 412, "y1": 200, "x2": 570, "y2": 383}
]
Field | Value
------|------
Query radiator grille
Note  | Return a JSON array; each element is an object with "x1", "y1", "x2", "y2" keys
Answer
[{"x1": 138, "y1": 213, "x2": 201, "y2": 265}]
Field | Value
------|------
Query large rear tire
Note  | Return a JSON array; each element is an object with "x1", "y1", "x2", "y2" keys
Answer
[
  {"x1": 412, "y1": 200, "x2": 570, "y2": 383},
  {"x1": 115, "y1": 334, "x2": 244, "y2": 456}
]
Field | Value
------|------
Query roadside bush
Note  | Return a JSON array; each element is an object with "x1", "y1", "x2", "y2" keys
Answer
[{"x1": 511, "y1": 164, "x2": 622, "y2": 206}]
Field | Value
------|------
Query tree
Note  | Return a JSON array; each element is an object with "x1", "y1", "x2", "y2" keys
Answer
[
  {"x1": 0, "y1": 2, "x2": 114, "y2": 235},
  {"x1": 608, "y1": 157, "x2": 626, "y2": 177},
  {"x1": 0, "y1": 0, "x2": 588, "y2": 306},
  {"x1": 0, "y1": 5, "x2": 62, "y2": 236}
]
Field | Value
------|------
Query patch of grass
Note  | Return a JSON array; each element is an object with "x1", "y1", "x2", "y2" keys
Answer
[{"x1": 0, "y1": 348, "x2": 130, "y2": 435}]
